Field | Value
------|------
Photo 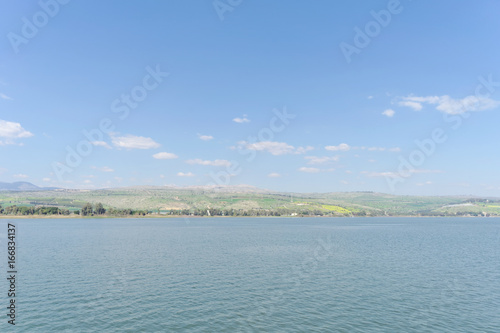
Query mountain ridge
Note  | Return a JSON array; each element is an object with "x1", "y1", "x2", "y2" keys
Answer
[{"x1": 0, "y1": 181, "x2": 59, "y2": 191}]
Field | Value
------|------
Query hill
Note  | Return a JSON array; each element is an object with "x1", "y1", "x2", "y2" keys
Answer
[
  {"x1": 0, "y1": 181, "x2": 41, "y2": 191},
  {"x1": 0, "y1": 185, "x2": 499, "y2": 217},
  {"x1": 0, "y1": 181, "x2": 61, "y2": 192}
]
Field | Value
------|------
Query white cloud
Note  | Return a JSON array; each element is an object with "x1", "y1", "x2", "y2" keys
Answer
[
  {"x1": 295, "y1": 146, "x2": 315, "y2": 154},
  {"x1": 186, "y1": 159, "x2": 232, "y2": 167},
  {"x1": 91, "y1": 166, "x2": 114, "y2": 172},
  {"x1": 436, "y1": 95, "x2": 499, "y2": 114},
  {"x1": 177, "y1": 172, "x2": 195, "y2": 177},
  {"x1": 299, "y1": 167, "x2": 321, "y2": 173},
  {"x1": 198, "y1": 134, "x2": 214, "y2": 141},
  {"x1": 0, "y1": 93, "x2": 12, "y2": 100},
  {"x1": 0, "y1": 119, "x2": 33, "y2": 145},
  {"x1": 416, "y1": 181, "x2": 433, "y2": 186},
  {"x1": 160, "y1": 174, "x2": 165, "y2": 179},
  {"x1": 13, "y1": 173, "x2": 28, "y2": 179},
  {"x1": 83, "y1": 179, "x2": 92, "y2": 184},
  {"x1": 42, "y1": 177, "x2": 51, "y2": 182},
  {"x1": 367, "y1": 95, "x2": 374, "y2": 99},
  {"x1": 330, "y1": 145, "x2": 400, "y2": 152},
  {"x1": 91, "y1": 141, "x2": 112, "y2": 149},
  {"x1": 362, "y1": 169, "x2": 442, "y2": 178},
  {"x1": 233, "y1": 115, "x2": 250, "y2": 123},
  {"x1": 153, "y1": 152, "x2": 178, "y2": 160},
  {"x1": 411, "y1": 169, "x2": 443, "y2": 174},
  {"x1": 236, "y1": 141, "x2": 313, "y2": 156},
  {"x1": 361, "y1": 171, "x2": 398, "y2": 178},
  {"x1": 111, "y1": 134, "x2": 161, "y2": 149},
  {"x1": 382, "y1": 109, "x2": 395, "y2": 117},
  {"x1": 368, "y1": 147, "x2": 385, "y2": 151},
  {"x1": 238, "y1": 141, "x2": 292, "y2": 155},
  {"x1": 398, "y1": 101, "x2": 423, "y2": 111},
  {"x1": 304, "y1": 155, "x2": 339, "y2": 165},
  {"x1": 398, "y1": 95, "x2": 500, "y2": 114},
  {"x1": 268, "y1": 172, "x2": 281, "y2": 178},
  {"x1": 325, "y1": 143, "x2": 350, "y2": 152}
]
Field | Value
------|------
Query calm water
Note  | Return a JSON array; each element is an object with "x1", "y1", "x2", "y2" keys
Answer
[{"x1": 1, "y1": 217, "x2": 499, "y2": 332}]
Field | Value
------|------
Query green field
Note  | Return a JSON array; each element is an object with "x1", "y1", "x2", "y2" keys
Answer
[{"x1": 1, "y1": 186, "x2": 499, "y2": 217}]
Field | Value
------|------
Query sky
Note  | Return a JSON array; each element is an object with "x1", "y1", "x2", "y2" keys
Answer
[{"x1": 1, "y1": 0, "x2": 500, "y2": 196}]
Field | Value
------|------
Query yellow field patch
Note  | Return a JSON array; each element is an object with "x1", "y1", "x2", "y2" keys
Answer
[{"x1": 321, "y1": 205, "x2": 351, "y2": 214}]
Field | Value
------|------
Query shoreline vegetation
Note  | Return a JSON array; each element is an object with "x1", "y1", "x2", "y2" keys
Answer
[
  {"x1": 1, "y1": 186, "x2": 500, "y2": 218},
  {"x1": 0, "y1": 202, "x2": 498, "y2": 219},
  {"x1": 0, "y1": 214, "x2": 498, "y2": 219}
]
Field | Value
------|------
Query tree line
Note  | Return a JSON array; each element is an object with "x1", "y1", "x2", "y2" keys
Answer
[
  {"x1": 166, "y1": 208, "x2": 354, "y2": 217},
  {"x1": 7, "y1": 203, "x2": 488, "y2": 217},
  {"x1": 0, "y1": 205, "x2": 71, "y2": 215},
  {"x1": 0, "y1": 203, "x2": 355, "y2": 217},
  {"x1": 0, "y1": 202, "x2": 149, "y2": 216}
]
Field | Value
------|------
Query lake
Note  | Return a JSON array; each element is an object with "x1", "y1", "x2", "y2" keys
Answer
[{"x1": 2, "y1": 217, "x2": 499, "y2": 332}]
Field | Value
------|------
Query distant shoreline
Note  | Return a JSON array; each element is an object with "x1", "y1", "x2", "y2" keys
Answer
[
  {"x1": 0, "y1": 215, "x2": 498, "y2": 219},
  {"x1": 2, "y1": 187, "x2": 499, "y2": 218}
]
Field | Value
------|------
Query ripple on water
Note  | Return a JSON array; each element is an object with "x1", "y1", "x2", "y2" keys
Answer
[{"x1": 10, "y1": 217, "x2": 500, "y2": 332}]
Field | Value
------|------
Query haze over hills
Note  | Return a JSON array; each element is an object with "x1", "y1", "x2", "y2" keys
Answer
[
  {"x1": 0, "y1": 182, "x2": 499, "y2": 217},
  {"x1": 116, "y1": 184, "x2": 270, "y2": 193},
  {"x1": 0, "y1": 181, "x2": 60, "y2": 191}
]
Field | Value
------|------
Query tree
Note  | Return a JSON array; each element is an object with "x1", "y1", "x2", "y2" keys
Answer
[
  {"x1": 95, "y1": 203, "x2": 106, "y2": 215},
  {"x1": 81, "y1": 203, "x2": 93, "y2": 216}
]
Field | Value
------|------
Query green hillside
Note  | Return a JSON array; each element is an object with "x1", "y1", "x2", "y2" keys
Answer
[{"x1": 1, "y1": 186, "x2": 499, "y2": 217}]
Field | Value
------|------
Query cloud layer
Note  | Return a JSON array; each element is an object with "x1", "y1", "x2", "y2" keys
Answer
[
  {"x1": 325, "y1": 143, "x2": 350, "y2": 151},
  {"x1": 198, "y1": 134, "x2": 214, "y2": 141},
  {"x1": 111, "y1": 134, "x2": 161, "y2": 149},
  {"x1": 398, "y1": 95, "x2": 500, "y2": 114},
  {"x1": 186, "y1": 159, "x2": 232, "y2": 167},
  {"x1": 153, "y1": 152, "x2": 178, "y2": 160},
  {"x1": 233, "y1": 115, "x2": 250, "y2": 123},
  {"x1": 177, "y1": 172, "x2": 195, "y2": 177},
  {"x1": 382, "y1": 109, "x2": 395, "y2": 117},
  {"x1": 0, "y1": 119, "x2": 33, "y2": 145},
  {"x1": 238, "y1": 141, "x2": 313, "y2": 155}
]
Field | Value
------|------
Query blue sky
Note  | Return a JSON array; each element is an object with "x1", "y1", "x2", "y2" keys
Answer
[{"x1": 1, "y1": 0, "x2": 500, "y2": 195}]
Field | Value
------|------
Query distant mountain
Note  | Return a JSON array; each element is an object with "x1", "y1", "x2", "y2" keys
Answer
[{"x1": 0, "y1": 181, "x2": 58, "y2": 191}]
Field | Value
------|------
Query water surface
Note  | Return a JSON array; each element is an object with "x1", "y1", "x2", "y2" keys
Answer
[{"x1": 2, "y1": 217, "x2": 499, "y2": 332}]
